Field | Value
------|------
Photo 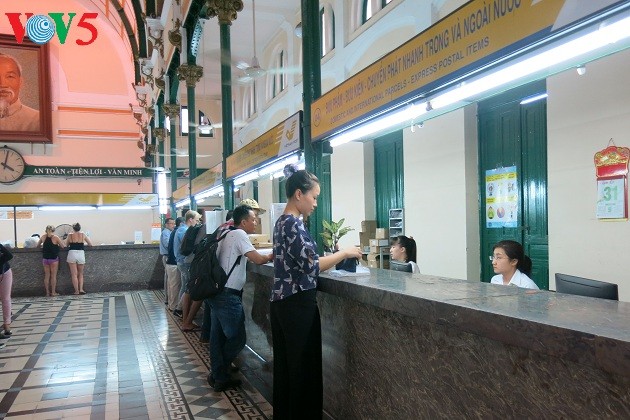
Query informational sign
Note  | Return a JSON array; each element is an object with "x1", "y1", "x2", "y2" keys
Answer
[
  {"x1": 485, "y1": 166, "x2": 518, "y2": 228},
  {"x1": 226, "y1": 112, "x2": 302, "y2": 179},
  {"x1": 134, "y1": 231, "x2": 143, "y2": 244},
  {"x1": 190, "y1": 163, "x2": 222, "y2": 196},
  {"x1": 0, "y1": 210, "x2": 33, "y2": 220},
  {"x1": 25, "y1": 166, "x2": 153, "y2": 178},
  {"x1": 597, "y1": 178, "x2": 625, "y2": 219},
  {"x1": 311, "y1": 0, "x2": 626, "y2": 141}
]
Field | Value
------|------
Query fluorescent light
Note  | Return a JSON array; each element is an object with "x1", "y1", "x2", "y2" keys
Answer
[
  {"x1": 39, "y1": 206, "x2": 96, "y2": 211},
  {"x1": 157, "y1": 172, "x2": 167, "y2": 198},
  {"x1": 175, "y1": 198, "x2": 190, "y2": 208},
  {"x1": 234, "y1": 170, "x2": 260, "y2": 185},
  {"x1": 98, "y1": 206, "x2": 153, "y2": 210},
  {"x1": 194, "y1": 185, "x2": 223, "y2": 201},
  {"x1": 431, "y1": 15, "x2": 630, "y2": 109},
  {"x1": 520, "y1": 93, "x2": 548, "y2": 105},
  {"x1": 330, "y1": 102, "x2": 427, "y2": 147},
  {"x1": 258, "y1": 154, "x2": 300, "y2": 176}
]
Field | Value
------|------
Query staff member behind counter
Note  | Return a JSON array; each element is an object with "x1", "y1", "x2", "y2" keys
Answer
[{"x1": 489, "y1": 240, "x2": 539, "y2": 290}]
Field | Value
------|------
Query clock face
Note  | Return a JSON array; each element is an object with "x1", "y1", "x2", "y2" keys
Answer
[{"x1": 0, "y1": 147, "x2": 25, "y2": 184}]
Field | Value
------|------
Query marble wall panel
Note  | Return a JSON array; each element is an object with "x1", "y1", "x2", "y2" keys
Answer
[
  {"x1": 9, "y1": 246, "x2": 163, "y2": 297},
  {"x1": 318, "y1": 293, "x2": 630, "y2": 418}
]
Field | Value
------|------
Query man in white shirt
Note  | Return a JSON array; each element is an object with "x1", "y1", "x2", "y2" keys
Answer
[
  {"x1": 160, "y1": 218, "x2": 175, "y2": 305},
  {"x1": 207, "y1": 204, "x2": 272, "y2": 392}
]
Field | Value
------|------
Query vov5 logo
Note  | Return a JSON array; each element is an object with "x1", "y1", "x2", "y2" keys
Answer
[{"x1": 5, "y1": 13, "x2": 98, "y2": 45}]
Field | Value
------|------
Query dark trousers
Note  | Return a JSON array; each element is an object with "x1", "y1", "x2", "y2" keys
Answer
[{"x1": 270, "y1": 289, "x2": 322, "y2": 420}]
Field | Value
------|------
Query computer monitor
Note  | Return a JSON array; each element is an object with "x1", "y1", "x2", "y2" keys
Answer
[
  {"x1": 555, "y1": 273, "x2": 619, "y2": 301},
  {"x1": 390, "y1": 261, "x2": 413, "y2": 273}
]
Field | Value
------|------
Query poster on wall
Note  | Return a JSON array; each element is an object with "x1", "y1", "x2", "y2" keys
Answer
[{"x1": 485, "y1": 166, "x2": 518, "y2": 228}]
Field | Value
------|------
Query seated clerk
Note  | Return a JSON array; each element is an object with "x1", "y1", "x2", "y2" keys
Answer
[
  {"x1": 389, "y1": 235, "x2": 420, "y2": 273},
  {"x1": 489, "y1": 240, "x2": 539, "y2": 289}
]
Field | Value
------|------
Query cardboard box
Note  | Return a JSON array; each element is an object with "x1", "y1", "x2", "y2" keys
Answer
[
  {"x1": 366, "y1": 252, "x2": 389, "y2": 269},
  {"x1": 254, "y1": 216, "x2": 262, "y2": 234},
  {"x1": 361, "y1": 220, "x2": 377, "y2": 233},
  {"x1": 375, "y1": 228, "x2": 389, "y2": 239},
  {"x1": 369, "y1": 245, "x2": 381, "y2": 254},
  {"x1": 359, "y1": 231, "x2": 370, "y2": 248},
  {"x1": 369, "y1": 238, "x2": 390, "y2": 247},
  {"x1": 248, "y1": 234, "x2": 270, "y2": 245}
]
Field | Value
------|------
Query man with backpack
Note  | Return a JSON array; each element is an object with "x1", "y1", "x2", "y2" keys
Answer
[
  {"x1": 173, "y1": 210, "x2": 201, "y2": 327},
  {"x1": 207, "y1": 204, "x2": 272, "y2": 392}
]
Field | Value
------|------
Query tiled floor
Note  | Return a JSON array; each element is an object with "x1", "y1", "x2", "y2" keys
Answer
[{"x1": 0, "y1": 291, "x2": 272, "y2": 419}]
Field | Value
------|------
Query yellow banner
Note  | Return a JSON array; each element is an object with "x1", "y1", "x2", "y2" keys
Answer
[
  {"x1": 311, "y1": 0, "x2": 570, "y2": 140},
  {"x1": 226, "y1": 112, "x2": 301, "y2": 178},
  {"x1": 0, "y1": 193, "x2": 158, "y2": 206},
  {"x1": 191, "y1": 163, "x2": 222, "y2": 196},
  {"x1": 172, "y1": 185, "x2": 188, "y2": 201}
]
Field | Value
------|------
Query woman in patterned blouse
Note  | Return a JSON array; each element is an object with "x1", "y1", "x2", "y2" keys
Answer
[{"x1": 271, "y1": 164, "x2": 361, "y2": 419}]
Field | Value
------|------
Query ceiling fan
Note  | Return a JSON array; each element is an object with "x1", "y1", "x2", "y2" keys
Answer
[
  {"x1": 157, "y1": 148, "x2": 212, "y2": 157},
  {"x1": 238, "y1": 0, "x2": 266, "y2": 82}
]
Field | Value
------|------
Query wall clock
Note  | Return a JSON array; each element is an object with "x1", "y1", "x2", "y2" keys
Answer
[{"x1": 0, "y1": 146, "x2": 26, "y2": 184}]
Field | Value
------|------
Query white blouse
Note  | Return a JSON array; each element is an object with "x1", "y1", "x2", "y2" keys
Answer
[{"x1": 490, "y1": 269, "x2": 539, "y2": 290}]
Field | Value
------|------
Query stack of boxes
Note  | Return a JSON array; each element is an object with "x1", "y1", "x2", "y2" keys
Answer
[
  {"x1": 368, "y1": 227, "x2": 390, "y2": 268},
  {"x1": 359, "y1": 220, "x2": 390, "y2": 269},
  {"x1": 358, "y1": 220, "x2": 376, "y2": 255}
]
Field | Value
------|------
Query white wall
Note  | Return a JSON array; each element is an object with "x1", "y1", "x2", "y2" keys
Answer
[
  {"x1": 403, "y1": 108, "x2": 471, "y2": 280},
  {"x1": 331, "y1": 142, "x2": 374, "y2": 248},
  {"x1": 547, "y1": 49, "x2": 630, "y2": 302}
]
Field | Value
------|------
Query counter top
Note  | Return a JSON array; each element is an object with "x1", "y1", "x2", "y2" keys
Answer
[
  {"x1": 12, "y1": 244, "x2": 159, "y2": 253},
  {"x1": 248, "y1": 263, "x2": 630, "y2": 376}
]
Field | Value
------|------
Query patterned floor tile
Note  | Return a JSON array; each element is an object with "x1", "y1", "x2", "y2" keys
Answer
[{"x1": 0, "y1": 291, "x2": 272, "y2": 419}]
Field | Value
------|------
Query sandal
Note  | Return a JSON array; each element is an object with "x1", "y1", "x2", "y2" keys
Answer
[{"x1": 3, "y1": 330, "x2": 12, "y2": 337}]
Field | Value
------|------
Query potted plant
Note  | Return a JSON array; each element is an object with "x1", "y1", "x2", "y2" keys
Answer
[
  {"x1": 321, "y1": 218, "x2": 354, "y2": 253},
  {"x1": 321, "y1": 219, "x2": 358, "y2": 271}
]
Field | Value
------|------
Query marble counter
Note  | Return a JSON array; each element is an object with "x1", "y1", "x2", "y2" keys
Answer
[
  {"x1": 8, "y1": 245, "x2": 164, "y2": 297},
  {"x1": 244, "y1": 264, "x2": 630, "y2": 418}
]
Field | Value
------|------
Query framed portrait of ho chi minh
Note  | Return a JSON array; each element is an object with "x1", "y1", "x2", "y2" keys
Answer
[{"x1": 0, "y1": 34, "x2": 52, "y2": 143}]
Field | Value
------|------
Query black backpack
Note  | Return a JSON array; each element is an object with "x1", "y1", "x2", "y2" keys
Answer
[
  {"x1": 189, "y1": 231, "x2": 242, "y2": 301},
  {"x1": 180, "y1": 224, "x2": 203, "y2": 256}
]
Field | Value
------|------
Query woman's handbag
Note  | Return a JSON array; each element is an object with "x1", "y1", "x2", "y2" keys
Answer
[{"x1": 335, "y1": 257, "x2": 358, "y2": 272}]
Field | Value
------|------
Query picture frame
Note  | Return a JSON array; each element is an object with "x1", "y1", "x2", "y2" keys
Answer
[{"x1": 0, "y1": 34, "x2": 52, "y2": 143}]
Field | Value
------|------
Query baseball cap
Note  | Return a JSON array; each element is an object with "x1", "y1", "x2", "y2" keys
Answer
[{"x1": 239, "y1": 198, "x2": 266, "y2": 214}]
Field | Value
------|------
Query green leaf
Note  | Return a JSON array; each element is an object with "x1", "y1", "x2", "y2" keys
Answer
[
  {"x1": 322, "y1": 220, "x2": 333, "y2": 232},
  {"x1": 338, "y1": 226, "x2": 354, "y2": 238}
]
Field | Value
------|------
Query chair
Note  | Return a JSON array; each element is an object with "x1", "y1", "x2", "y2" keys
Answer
[{"x1": 555, "y1": 273, "x2": 618, "y2": 301}]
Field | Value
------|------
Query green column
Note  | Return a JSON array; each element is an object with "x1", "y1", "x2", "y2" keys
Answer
[
  {"x1": 163, "y1": 100, "x2": 180, "y2": 217},
  {"x1": 178, "y1": 63, "x2": 203, "y2": 211},
  {"x1": 302, "y1": 0, "x2": 330, "y2": 253},
  {"x1": 220, "y1": 22, "x2": 235, "y2": 210}
]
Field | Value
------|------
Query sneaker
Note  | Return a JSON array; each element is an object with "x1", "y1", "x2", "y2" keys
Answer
[
  {"x1": 213, "y1": 378, "x2": 241, "y2": 392},
  {"x1": 3, "y1": 330, "x2": 11, "y2": 337}
]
